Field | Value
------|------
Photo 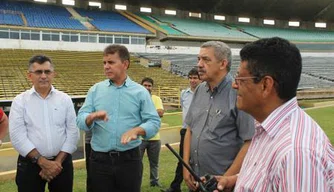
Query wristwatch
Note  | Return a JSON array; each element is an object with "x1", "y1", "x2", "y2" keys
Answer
[{"x1": 31, "y1": 154, "x2": 42, "y2": 164}]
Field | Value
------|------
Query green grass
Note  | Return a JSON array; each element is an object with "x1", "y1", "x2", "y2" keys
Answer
[
  {"x1": 165, "y1": 108, "x2": 182, "y2": 113},
  {"x1": 1, "y1": 106, "x2": 333, "y2": 191},
  {"x1": 161, "y1": 113, "x2": 183, "y2": 127},
  {"x1": 306, "y1": 106, "x2": 334, "y2": 144},
  {"x1": 299, "y1": 99, "x2": 334, "y2": 108}
]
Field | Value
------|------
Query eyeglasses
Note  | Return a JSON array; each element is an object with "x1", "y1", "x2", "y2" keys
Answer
[
  {"x1": 233, "y1": 74, "x2": 258, "y2": 86},
  {"x1": 29, "y1": 70, "x2": 54, "y2": 76}
]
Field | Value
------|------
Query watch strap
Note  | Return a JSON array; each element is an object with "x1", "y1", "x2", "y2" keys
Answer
[{"x1": 31, "y1": 154, "x2": 42, "y2": 164}]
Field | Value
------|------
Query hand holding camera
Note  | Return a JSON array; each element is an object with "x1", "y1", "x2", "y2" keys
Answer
[{"x1": 165, "y1": 143, "x2": 222, "y2": 192}]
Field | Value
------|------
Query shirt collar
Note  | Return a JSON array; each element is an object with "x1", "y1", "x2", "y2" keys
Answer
[
  {"x1": 185, "y1": 87, "x2": 193, "y2": 93},
  {"x1": 205, "y1": 73, "x2": 232, "y2": 94},
  {"x1": 257, "y1": 97, "x2": 298, "y2": 138},
  {"x1": 29, "y1": 86, "x2": 55, "y2": 97},
  {"x1": 108, "y1": 76, "x2": 131, "y2": 87}
]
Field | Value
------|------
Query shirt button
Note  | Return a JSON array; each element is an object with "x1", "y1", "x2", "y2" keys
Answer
[
  {"x1": 195, "y1": 164, "x2": 198, "y2": 166},
  {"x1": 194, "y1": 150, "x2": 197, "y2": 153}
]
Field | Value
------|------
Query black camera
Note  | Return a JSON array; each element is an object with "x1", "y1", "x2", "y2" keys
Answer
[
  {"x1": 201, "y1": 174, "x2": 219, "y2": 192},
  {"x1": 165, "y1": 143, "x2": 221, "y2": 192}
]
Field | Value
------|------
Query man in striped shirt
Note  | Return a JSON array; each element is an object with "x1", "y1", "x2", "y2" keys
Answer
[{"x1": 214, "y1": 37, "x2": 334, "y2": 192}]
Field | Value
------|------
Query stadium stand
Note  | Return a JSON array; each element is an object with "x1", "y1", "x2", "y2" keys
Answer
[
  {"x1": 0, "y1": 11, "x2": 23, "y2": 26},
  {"x1": 232, "y1": 24, "x2": 334, "y2": 42},
  {"x1": 138, "y1": 53, "x2": 334, "y2": 89},
  {"x1": 136, "y1": 13, "x2": 186, "y2": 36},
  {"x1": 151, "y1": 15, "x2": 256, "y2": 40},
  {"x1": 1, "y1": 0, "x2": 334, "y2": 43},
  {"x1": 75, "y1": 8, "x2": 151, "y2": 34},
  {"x1": 0, "y1": 0, "x2": 86, "y2": 30},
  {"x1": 0, "y1": 49, "x2": 188, "y2": 105},
  {"x1": 0, "y1": 0, "x2": 332, "y2": 104}
]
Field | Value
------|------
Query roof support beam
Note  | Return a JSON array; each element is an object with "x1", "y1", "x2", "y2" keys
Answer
[{"x1": 313, "y1": 0, "x2": 334, "y2": 20}]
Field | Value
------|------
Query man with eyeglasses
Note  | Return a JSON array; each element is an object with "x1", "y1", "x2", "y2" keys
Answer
[
  {"x1": 214, "y1": 37, "x2": 334, "y2": 191},
  {"x1": 9, "y1": 55, "x2": 79, "y2": 192},
  {"x1": 183, "y1": 41, "x2": 254, "y2": 191}
]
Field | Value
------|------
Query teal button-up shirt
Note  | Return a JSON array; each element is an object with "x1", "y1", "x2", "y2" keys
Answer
[{"x1": 77, "y1": 77, "x2": 161, "y2": 152}]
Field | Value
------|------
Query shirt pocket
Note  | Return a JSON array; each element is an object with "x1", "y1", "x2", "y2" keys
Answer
[
  {"x1": 208, "y1": 109, "x2": 235, "y2": 138},
  {"x1": 52, "y1": 105, "x2": 66, "y2": 126}
]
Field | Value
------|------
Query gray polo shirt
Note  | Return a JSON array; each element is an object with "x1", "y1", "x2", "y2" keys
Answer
[{"x1": 185, "y1": 73, "x2": 255, "y2": 176}]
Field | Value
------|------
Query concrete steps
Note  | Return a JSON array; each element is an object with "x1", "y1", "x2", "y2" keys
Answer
[{"x1": 65, "y1": 7, "x2": 97, "y2": 31}]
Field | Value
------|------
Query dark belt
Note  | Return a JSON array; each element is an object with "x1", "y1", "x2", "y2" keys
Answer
[
  {"x1": 19, "y1": 154, "x2": 71, "y2": 163},
  {"x1": 92, "y1": 146, "x2": 139, "y2": 157}
]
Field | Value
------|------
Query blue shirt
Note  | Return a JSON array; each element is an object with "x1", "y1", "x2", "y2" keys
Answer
[
  {"x1": 180, "y1": 88, "x2": 194, "y2": 129},
  {"x1": 76, "y1": 77, "x2": 161, "y2": 152}
]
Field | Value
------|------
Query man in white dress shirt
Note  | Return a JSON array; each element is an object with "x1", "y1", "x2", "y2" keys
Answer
[{"x1": 9, "y1": 55, "x2": 79, "y2": 192}]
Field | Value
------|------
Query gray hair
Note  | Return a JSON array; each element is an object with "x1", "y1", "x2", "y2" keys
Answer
[{"x1": 201, "y1": 41, "x2": 232, "y2": 71}]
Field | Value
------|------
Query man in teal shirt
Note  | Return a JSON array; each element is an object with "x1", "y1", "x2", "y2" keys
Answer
[{"x1": 77, "y1": 44, "x2": 160, "y2": 192}]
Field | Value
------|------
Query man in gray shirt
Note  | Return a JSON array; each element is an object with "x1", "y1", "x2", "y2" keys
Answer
[{"x1": 183, "y1": 41, "x2": 255, "y2": 191}]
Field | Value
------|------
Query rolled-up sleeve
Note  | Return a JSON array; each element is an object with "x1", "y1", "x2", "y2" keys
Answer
[
  {"x1": 76, "y1": 87, "x2": 95, "y2": 131},
  {"x1": 139, "y1": 92, "x2": 161, "y2": 139},
  {"x1": 9, "y1": 96, "x2": 35, "y2": 157},
  {"x1": 61, "y1": 96, "x2": 79, "y2": 154}
]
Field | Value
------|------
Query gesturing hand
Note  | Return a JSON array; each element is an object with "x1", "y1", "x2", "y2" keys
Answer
[{"x1": 121, "y1": 129, "x2": 139, "y2": 144}]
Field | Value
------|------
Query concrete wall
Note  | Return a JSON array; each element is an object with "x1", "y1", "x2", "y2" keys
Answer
[
  {"x1": 0, "y1": 39, "x2": 146, "y2": 52},
  {"x1": 2, "y1": 39, "x2": 334, "y2": 57}
]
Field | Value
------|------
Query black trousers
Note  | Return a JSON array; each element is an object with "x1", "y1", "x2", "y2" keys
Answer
[
  {"x1": 15, "y1": 154, "x2": 73, "y2": 192},
  {"x1": 90, "y1": 146, "x2": 143, "y2": 192},
  {"x1": 85, "y1": 143, "x2": 93, "y2": 192},
  {"x1": 169, "y1": 128, "x2": 187, "y2": 190}
]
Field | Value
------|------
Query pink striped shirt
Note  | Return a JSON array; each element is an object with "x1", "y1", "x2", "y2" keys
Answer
[{"x1": 235, "y1": 97, "x2": 334, "y2": 192}]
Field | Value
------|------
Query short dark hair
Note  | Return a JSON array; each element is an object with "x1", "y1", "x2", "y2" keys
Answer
[
  {"x1": 141, "y1": 77, "x2": 154, "y2": 86},
  {"x1": 28, "y1": 55, "x2": 53, "y2": 70},
  {"x1": 240, "y1": 37, "x2": 302, "y2": 101},
  {"x1": 188, "y1": 67, "x2": 199, "y2": 78},
  {"x1": 104, "y1": 44, "x2": 130, "y2": 64}
]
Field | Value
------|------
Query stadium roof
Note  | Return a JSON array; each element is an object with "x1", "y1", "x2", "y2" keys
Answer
[{"x1": 108, "y1": 0, "x2": 334, "y2": 22}]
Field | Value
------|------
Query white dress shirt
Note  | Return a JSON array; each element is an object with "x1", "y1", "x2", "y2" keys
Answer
[{"x1": 9, "y1": 86, "x2": 79, "y2": 158}]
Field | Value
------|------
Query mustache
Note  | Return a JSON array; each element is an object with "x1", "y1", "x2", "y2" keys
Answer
[{"x1": 198, "y1": 69, "x2": 206, "y2": 73}]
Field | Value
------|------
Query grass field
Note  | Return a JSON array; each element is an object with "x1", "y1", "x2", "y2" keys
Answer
[
  {"x1": 0, "y1": 106, "x2": 333, "y2": 192},
  {"x1": 306, "y1": 106, "x2": 334, "y2": 143}
]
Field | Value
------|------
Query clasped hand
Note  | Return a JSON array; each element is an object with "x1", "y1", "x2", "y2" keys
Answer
[{"x1": 38, "y1": 158, "x2": 63, "y2": 182}]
